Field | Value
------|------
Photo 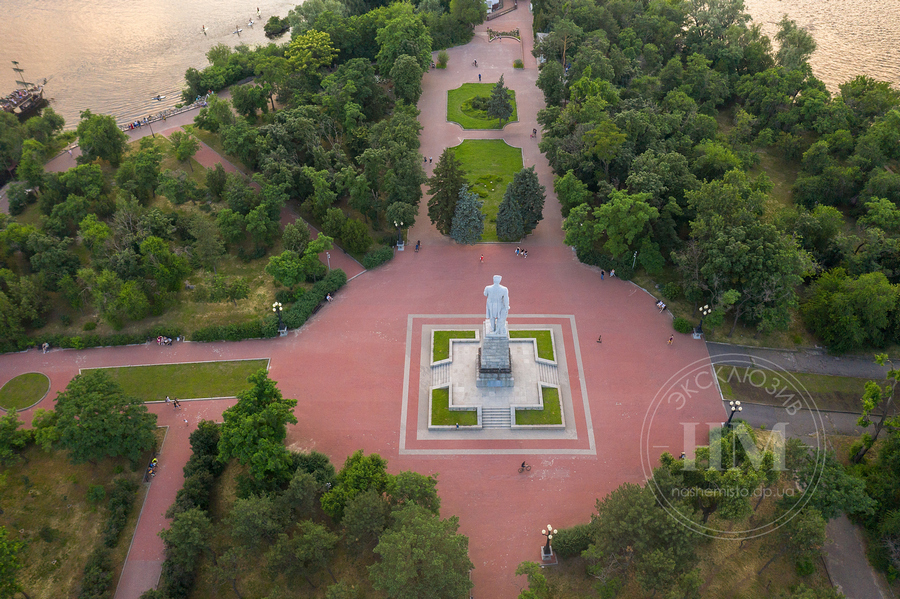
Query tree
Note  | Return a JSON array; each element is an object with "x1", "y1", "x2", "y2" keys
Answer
[
  {"x1": 487, "y1": 74, "x2": 513, "y2": 126},
  {"x1": 427, "y1": 148, "x2": 467, "y2": 235},
  {"x1": 342, "y1": 488, "x2": 389, "y2": 553},
  {"x1": 76, "y1": 109, "x2": 128, "y2": 166},
  {"x1": 0, "y1": 526, "x2": 25, "y2": 599},
  {"x1": 386, "y1": 470, "x2": 441, "y2": 514},
  {"x1": 217, "y1": 208, "x2": 245, "y2": 244},
  {"x1": 555, "y1": 169, "x2": 590, "y2": 218},
  {"x1": 246, "y1": 204, "x2": 279, "y2": 247},
  {"x1": 758, "y1": 508, "x2": 827, "y2": 575},
  {"x1": 288, "y1": 30, "x2": 339, "y2": 83},
  {"x1": 266, "y1": 250, "x2": 306, "y2": 287},
  {"x1": 583, "y1": 118, "x2": 626, "y2": 181},
  {"x1": 536, "y1": 60, "x2": 566, "y2": 107},
  {"x1": 282, "y1": 220, "x2": 311, "y2": 254},
  {"x1": 159, "y1": 508, "x2": 212, "y2": 570},
  {"x1": 322, "y1": 207, "x2": 347, "y2": 238},
  {"x1": 228, "y1": 494, "x2": 286, "y2": 549},
  {"x1": 450, "y1": 184, "x2": 484, "y2": 244},
  {"x1": 775, "y1": 16, "x2": 817, "y2": 72},
  {"x1": 376, "y1": 4, "x2": 432, "y2": 76},
  {"x1": 515, "y1": 561, "x2": 551, "y2": 599},
  {"x1": 188, "y1": 215, "x2": 225, "y2": 272},
  {"x1": 230, "y1": 83, "x2": 269, "y2": 119},
  {"x1": 0, "y1": 409, "x2": 28, "y2": 466},
  {"x1": 218, "y1": 370, "x2": 298, "y2": 486},
  {"x1": 449, "y1": 0, "x2": 486, "y2": 27},
  {"x1": 496, "y1": 193, "x2": 524, "y2": 241},
  {"x1": 140, "y1": 235, "x2": 191, "y2": 292},
  {"x1": 301, "y1": 233, "x2": 333, "y2": 281},
  {"x1": 787, "y1": 447, "x2": 876, "y2": 520},
  {"x1": 852, "y1": 355, "x2": 900, "y2": 463},
  {"x1": 116, "y1": 141, "x2": 163, "y2": 202},
  {"x1": 206, "y1": 163, "x2": 227, "y2": 200},
  {"x1": 267, "y1": 521, "x2": 339, "y2": 589},
  {"x1": 504, "y1": 166, "x2": 546, "y2": 234},
  {"x1": 341, "y1": 218, "x2": 372, "y2": 254},
  {"x1": 54, "y1": 370, "x2": 157, "y2": 464},
  {"x1": 801, "y1": 269, "x2": 898, "y2": 354},
  {"x1": 168, "y1": 130, "x2": 200, "y2": 171},
  {"x1": 321, "y1": 450, "x2": 389, "y2": 522},
  {"x1": 369, "y1": 504, "x2": 474, "y2": 599},
  {"x1": 390, "y1": 54, "x2": 424, "y2": 105},
  {"x1": 17, "y1": 138, "x2": 45, "y2": 189}
]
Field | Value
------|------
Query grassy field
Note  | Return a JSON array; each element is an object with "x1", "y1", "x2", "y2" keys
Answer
[
  {"x1": 447, "y1": 83, "x2": 518, "y2": 129},
  {"x1": 433, "y1": 330, "x2": 477, "y2": 362},
  {"x1": 516, "y1": 387, "x2": 562, "y2": 425},
  {"x1": 93, "y1": 359, "x2": 269, "y2": 402},
  {"x1": 716, "y1": 366, "x2": 875, "y2": 413},
  {"x1": 0, "y1": 431, "x2": 160, "y2": 599},
  {"x1": 452, "y1": 139, "x2": 524, "y2": 242},
  {"x1": 0, "y1": 372, "x2": 50, "y2": 410},
  {"x1": 510, "y1": 330, "x2": 555, "y2": 361},
  {"x1": 431, "y1": 387, "x2": 478, "y2": 426}
]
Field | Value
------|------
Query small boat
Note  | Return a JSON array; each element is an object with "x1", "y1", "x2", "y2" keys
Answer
[{"x1": 152, "y1": 95, "x2": 166, "y2": 101}]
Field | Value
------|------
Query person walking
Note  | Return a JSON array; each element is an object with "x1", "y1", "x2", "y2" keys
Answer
[
  {"x1": 415, "y1": 240, "x2": 420, "y2": 252},
  {"x1": 597, "y1": 335, "x2": 602, "y2": 343},
  {"x1": 478, "y1": 73, "x2": 481, "y2": 82},
  {"x1": 183, "y1": 418, "x2": 189, "y2": 427},
  {"x1": 516, "y1": 247, "x2": 520, "y2": 256},
  {"x1": 667, "y1": 335, "x2": 674, "y2": 346},
  {"x1": 480, "y1": 254, "x2": 484, "y2": 263},
  {"x1": 601, "y1": 270, "x2": 605, "y2": 280}
]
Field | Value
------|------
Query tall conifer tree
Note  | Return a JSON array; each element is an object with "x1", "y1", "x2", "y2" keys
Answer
[{"x1": 427, "y1": 148, "x2": 467, "y2": 235}]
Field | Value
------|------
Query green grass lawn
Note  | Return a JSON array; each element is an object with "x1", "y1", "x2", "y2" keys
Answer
[
  {"x1": 94, "y1": 359, "x2": 269, "y2": 402},
  {"x1": 715, "y1": 366, "x2": 876, "y2": 413},
  {"x1": 0, "y1": 372, "x2": 51, "y2": 410},
  {"x1": 452, "y1": 139, "x2": 524, "y2": 242},
  {"x1": 509, "y1": 330, "x2": 555, "y2": 361},
  {"x1": 516, "y1": 387, "x2": 562, "y2": 425},
  {"x1": 433, "y1": 330, "x2": 477, "y2": 362},
  {"x1": 431, "y1": 387, "x2": 478, "y2": 426},
  {"x1": 447, "y1": 83, "x2": 518, "y2": 130}
]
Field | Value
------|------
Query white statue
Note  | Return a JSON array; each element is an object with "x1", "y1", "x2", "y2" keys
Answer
[{"x1": 484, "y1": 275, "x2": 510, "y2": 335}]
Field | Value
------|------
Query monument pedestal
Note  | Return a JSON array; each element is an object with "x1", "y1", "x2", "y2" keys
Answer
[{"x1": 476, "y1": 320, "x2": 514, "y2": 388}]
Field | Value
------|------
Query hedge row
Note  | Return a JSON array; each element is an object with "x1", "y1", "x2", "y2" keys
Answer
[
  {"x1": 158, "y1": 421, "x2": 223, "y2": 599},
  {"x1": 102, "y1": 478, "x2": 140, "y2": 548},
  {"x1": 189, "y1": 268, "x2": 348, "y2": 343},
  {"x1": 362, "y1": 245, "x2": 394, "y2": 270},
  {"x1": 282, "y1": 269, "x2": 348, "y2": 329},
  {"x1": 574, "y1": 248, "x2": 635, "y2": 281},
  {"x1": 551, "y1": 523, "x2": 594, "y2": 559},
  {"x1": 76, "y1": 477, "x2": 141, "y2": 599},
  {"x1": 1, "y1": 325, "x2": 183, "y2": 355}
]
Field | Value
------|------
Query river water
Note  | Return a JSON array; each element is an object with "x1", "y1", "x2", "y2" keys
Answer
[
  {"x1": 744, "y1": 0, "x2": 899, "y2": 93},
  {"x1": 0, "y1": 0, "x2": 297, "y2": 128},
  {"x1": 1, "y1": 0, "x2": 897, "y2": 129}
]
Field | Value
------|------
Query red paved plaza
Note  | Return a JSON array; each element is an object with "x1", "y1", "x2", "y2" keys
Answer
[{"x1": 0, "y1": 10, "x2": 725, "y2": 599}]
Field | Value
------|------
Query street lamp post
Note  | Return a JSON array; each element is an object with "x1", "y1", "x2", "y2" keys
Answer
[
  {"x1": 724, "y1": 400, "x2": 742, "y2": 428},
  {"x1": 694, "y1": 304, "x2": 711, "y2": 339},
  {"x1": 632, "y1": 250, "x2": 638, "y2": 269},
  {"x1": 272, "y1": 301, "x2": 285, "y2": 335},
  {"x1": 541, "y1": 524, "x2": 557, "y2": 558},
  {"x1": 326, "y1": 252, "x2": 331, "y2": 271},
  {"x1": 393, "y1": 220, "x2": 404, "y2": 250}
]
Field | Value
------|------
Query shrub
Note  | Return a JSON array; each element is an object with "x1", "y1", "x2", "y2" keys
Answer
[
  {"x1": 470, "y1": 96, "x2": 490, "y2": 111},
  {"x1": 102, "y1": 477, "x2": 139, "y2": 547},
  {"x1": 513, "y1": 59, "x2": 524, "y2": 69},
  {"x1": 87, "y1": 485, "x2": 106, "y2": 505},
  {"x1": 190, "y1": 318, "x2": 276, "y2": 342},
  {"x1": 83, "y1": 321, "x2": 97, "y2": 331},
  {"x1": 673, "y1": 317, "x2": 693, "y2": 334},
  {"x1": 437, "y1": 50, "x2": 449, "y2": 68},
  {"x1": 275, "y1": 289, "x2": 295, "y2": 305},
  {"x1": 552, "y1": 523, "x2": 593, "y2": 559},
  {"x1": 661, "y1": 282, "x2": 682, "y2": 300},
  {"x1": 79, "y1": 547, "x2": 113, "y2": 599},
  {"x1": 362, "y1": 246, "x2": 394, "y2": 270}
]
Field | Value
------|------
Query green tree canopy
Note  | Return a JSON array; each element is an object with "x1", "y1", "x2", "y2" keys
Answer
[
  {"x1": 54, "y1": 370, "x2": 157, "y2": 464},
  {"x1": 487, "y1": 74, "x2": 514, "y2": 126},
  {"x1": 369, "y1": 504, "x2": 474, "y2": 599},
  {"x1": 427, "y1": 148, "x2": 467, "y2": 235},
  {"x1": 76, "y1": 109, "x2": 128, "y2": 166},
  {"x1": 450, "y1": 184, "x2": 484, "y2": 244}
]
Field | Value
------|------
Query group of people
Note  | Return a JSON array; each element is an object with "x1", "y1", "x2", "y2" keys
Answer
[
  {"x1": 165, "y1": 396, "x2": 182, "y2": 409},
  {"x1": 515, "y1": 247, "x2": 528, "y2": 258},
  {"x1": 147, "y1": 457, "x2": 159, "y2": 478},
  {"x1": 156, "y1": 335, "x2": 174, "y2": 345},
  {"x1": 600, "y1": 269, "x2": 616, "y2": 280},
  {"x1": 656, "y1": 300, "x2": 667, "y2": 313}
]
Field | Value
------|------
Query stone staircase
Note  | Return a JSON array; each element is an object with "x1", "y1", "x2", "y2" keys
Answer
[
  {"x1": 482, "y1": 406, "x2": 512, "y2": 428},
  {"x1": 432, "y1": 363, "x2": 451, "y2": 387},
  {"x1": 537, "y1": 362, "x2": 559, "y2": 385}
]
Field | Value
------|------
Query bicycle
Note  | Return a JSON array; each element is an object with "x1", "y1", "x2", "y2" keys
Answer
[{"x1": 518, "y1": 463, "x2": 531, "y2": 473}]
